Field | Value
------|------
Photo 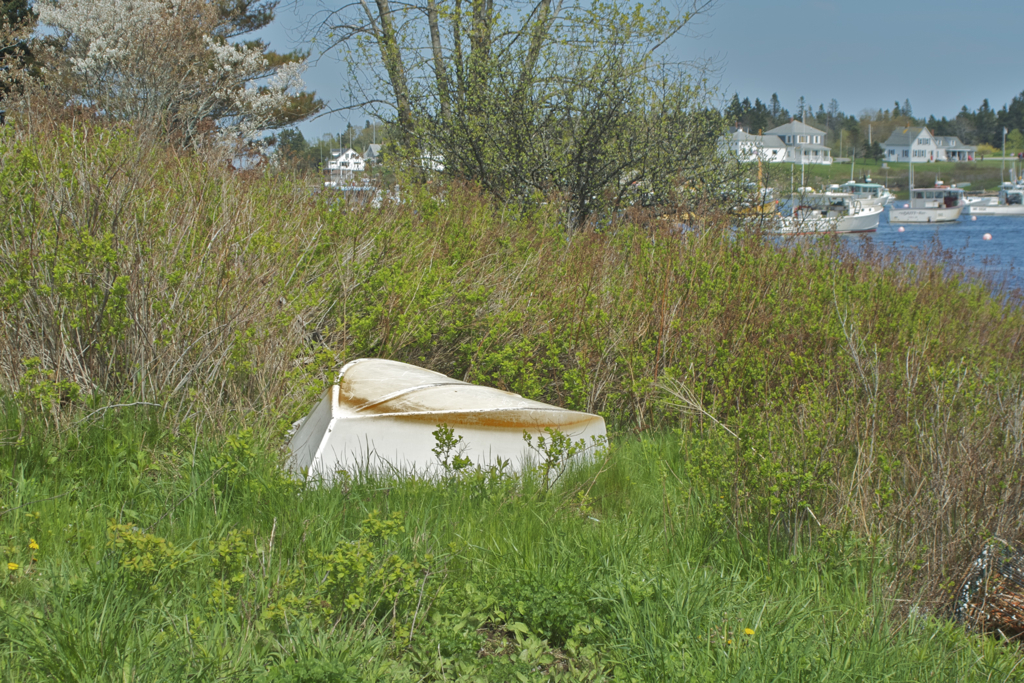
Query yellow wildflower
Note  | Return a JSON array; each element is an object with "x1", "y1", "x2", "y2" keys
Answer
[
  {"x1": 744, "y1": 628, "x2": 755, "y2": 635},
  {"x1": 726, "y1": 639, "x2": 732, "y2": 645},
  {"x1": 7, "y1": 562, "x2": 18, "y2": 571},
  {"x1": 29, "y1": 538, "x2": 39, "y2": 550}
]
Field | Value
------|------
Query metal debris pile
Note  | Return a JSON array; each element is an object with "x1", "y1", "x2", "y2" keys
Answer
[{"x1": 954, "y1": 539, "x2": 1024, "y2": 640}]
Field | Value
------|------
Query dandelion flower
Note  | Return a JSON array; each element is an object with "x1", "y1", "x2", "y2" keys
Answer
[
  {"x1": 7, "y1": 562, "x2": 18, "y2": 571},
  {"x1": 744, "y1": 628, "x2": 755, "y2": 635},
  {"x1": 28, "y1": 539, "x2": 39, "y2": 550},
  {"x1": 726, "y1": 639, "x2": 732, "y2": 645}
]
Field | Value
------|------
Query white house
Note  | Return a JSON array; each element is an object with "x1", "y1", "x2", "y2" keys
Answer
[
  {"x1": 324, "y1": 148, "x2": 367, "y2": 189},
  {"x1": 364, "y1": 144, "x2": 383, "y2": 164},
  {"x1": 718, "y1": 129, "x2": 789, "y2": 163},
  {"x1": 764, "y1": 120, "x2": 833, "y2": 165},
  {"x1": 932, "y1": 136, "x2": 976, "y2": 162},
  {"x1": 882, "y1": 127, "x2": 940, "y2": 163},
  {"x1": 327, "y1": 148, "x2": 365, "y2": 174}
]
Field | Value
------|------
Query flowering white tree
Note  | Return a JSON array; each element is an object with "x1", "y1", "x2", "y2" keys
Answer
[{"x1": 35, "y1": 0, "x2": 321, "y2": 144}]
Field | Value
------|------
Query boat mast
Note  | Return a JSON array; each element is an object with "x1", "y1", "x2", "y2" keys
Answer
[{"x1": 908, "y1": 129, "x2": 914, "y2": 196}]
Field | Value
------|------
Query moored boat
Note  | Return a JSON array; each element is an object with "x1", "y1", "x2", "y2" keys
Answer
[
  {"x1": 775, "y1": 193, "x2": 882, "y2": 235},
  {"x1": 965, "y1": 185, "x2": 1024, "y2": 216},
  {"x1": 889, "y1": 184, "x2": 965, "y2": 223},
  {"x1": 831, "y1": 179, "x2": 895, "y2": 206}
]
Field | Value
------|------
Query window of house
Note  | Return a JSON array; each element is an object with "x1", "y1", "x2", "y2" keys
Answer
[{"x1": 798, "y1": 135, "x2": 807, "y2": 143}]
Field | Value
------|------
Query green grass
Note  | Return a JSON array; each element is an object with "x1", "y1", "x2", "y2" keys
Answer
[
  {"x1": 766, "y1": 158, "x2": 1023, "y2": 196},
  {"x1": 2, "y1": 408, "x2": 1022, "y2": 681}
]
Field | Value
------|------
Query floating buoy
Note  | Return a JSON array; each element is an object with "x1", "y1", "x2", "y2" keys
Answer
[
  {"x1": 971, "y1": 215, "x2": 977, "y2": 221},
  {"x1": 983, "y1": 233, "x2": 992, "y2": 241},
  {"x1": 898, "y1": 226, "x2": 905, "y2": 232}
]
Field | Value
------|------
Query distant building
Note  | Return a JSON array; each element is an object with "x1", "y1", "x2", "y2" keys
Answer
[
  {"x1": 933, "y1": 135, "x2": 976, "y2": 162},
  {"x1": 364, "y1": 144, "x2": 383, "y2": 165},
  {"x1": 327, "y1": 148, "x2": 365, "y2": 174},
  {"x1": 717, "y1": 128, "x2": 788, "y2": 163},
  {"x1": 883, "y1": 127, "x2": 946, "y2": 163},
  {"x1": 764, "y1": 120, "x2": 832, "y2": 165}
]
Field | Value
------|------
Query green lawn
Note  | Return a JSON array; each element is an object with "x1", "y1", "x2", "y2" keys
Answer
[
  {"x1": 763, "y1": 158, "x2": 1022, "y2": 197},
  {"x1": 2, "y1": 410, "x2": 1021, "y2": 681}
]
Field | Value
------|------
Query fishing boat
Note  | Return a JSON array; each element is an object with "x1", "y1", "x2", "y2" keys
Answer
[
  {"x1": 889, "y1": 184, "x2": 965, "y2": 223},
  {"x1": 287, "y1": 359, "x2": 607, "y2": 481},
  {"x1": 775, "y1": 193, "x2": 882, "y2": 235},
  {"x1": 965, "y1": 185, "x2": 1024, "y2": 216},
  {"x1": 831, "y1": 179, "x2": 895, "y2": 206}
]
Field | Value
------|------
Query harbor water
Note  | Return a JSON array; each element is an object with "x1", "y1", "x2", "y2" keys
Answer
[{"x1": 862, "y1": 207, "x2": 1024, "y2": 295}]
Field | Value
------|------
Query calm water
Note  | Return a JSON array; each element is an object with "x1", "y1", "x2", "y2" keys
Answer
[{"x1": 859, "y1": 207, "x2": 1024, "y2": 295}]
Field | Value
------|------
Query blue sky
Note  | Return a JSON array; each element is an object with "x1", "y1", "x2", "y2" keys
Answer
[{"x1": 257, "y1": 0, "x2": 1023, "y2": 141}]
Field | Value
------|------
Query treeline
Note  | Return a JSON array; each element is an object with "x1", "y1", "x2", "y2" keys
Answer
[
  {"x1": 727, "y1": 91, "x2": 1024, "y2": 155},
  {"x1": 926, "y1": 95, "x2": 1024, "y2": 149}
]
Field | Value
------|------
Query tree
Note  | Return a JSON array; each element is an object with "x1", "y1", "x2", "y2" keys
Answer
[
  {"x1": 0, "y1": 0, "x2": 35, "y2": 108},
  {"x1": 320, "y1": 0, "x2": 721, "y2": 229},
  {"x1": 796, "y1": 96, "x2": 806, "y2": 120},
  {"x1": 862, "y1": 139, "x2": 883, "y2": 161},
  {"x1": 33, "y1": 0, "x2": 322, "y2": 144},
  {"x1": 769, "y1": 93, "x2": 784, "y2": 121},
  {"x1": 1007, "y1": 129, "x2": 1024, "y2": 153},
  {"x1": 974, "y1": 99, "x2": 998, "y2": 146},
  {"x1": 954, "y1": 106, "x2": 976, "y2": 144}
]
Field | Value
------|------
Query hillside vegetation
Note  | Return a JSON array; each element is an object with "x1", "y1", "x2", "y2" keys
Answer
[{"x1": 3, "y1": 121, "x2": 1024, "y2": 678}]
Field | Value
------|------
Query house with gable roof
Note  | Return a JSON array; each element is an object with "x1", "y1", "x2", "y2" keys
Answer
[
  {"x1": 717, "y1": 128, "x2": 788, "y2": 163},
  {"x1": 883, "y1": 127, "x2": 941, "y2": 163},
  {"x1": 932, "y1": 135, "x2": 975, "y2": 162},
  {"x1": 764, "y1": 120, "x2": 832, "y2": 164},
  {"x1": 327, "y1": 148, "x2": 365, "y2": 174}
]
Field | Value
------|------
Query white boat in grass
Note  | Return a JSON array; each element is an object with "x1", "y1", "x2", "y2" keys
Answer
[
  {"x1": 775, "y1": 193, "x2": 882, "y2": 235},
  {"x1": 287, "y1": 359, "x2": 607, "y2": 481},
  {"x1": 889, "y1": 184, "x2": 965, "y2": 223},
  {"x1": 965, "y1": 185, "x2": 1024, "y2": 216}
]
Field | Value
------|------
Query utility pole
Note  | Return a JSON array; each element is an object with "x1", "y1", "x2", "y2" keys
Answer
[{"x1": 1002, "y1": 127, "x2": 1007, "y2": 183}]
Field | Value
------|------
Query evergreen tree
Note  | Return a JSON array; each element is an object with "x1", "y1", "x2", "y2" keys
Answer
[
  {"x1": 769, "y1": 93, "x2": 783, "y2": 122},
  {"x1": 975, "y1": 99, "x2": 998, "y2": 146}
]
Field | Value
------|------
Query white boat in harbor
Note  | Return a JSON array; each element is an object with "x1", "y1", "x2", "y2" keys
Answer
[
  {"x1": 964, "y1": 195, "x2": 997, "y2": 208},
  {"x1": 889, "y1": 185, "x2": 965, "y2": 223},
  {"x1": 831, "y1": 179, "x2": 895, "y2": 206},
  {"x1": 287, "y1": 359, "x2": 607, "y2": 481},
  {"x1": 776, "y1": 193, "x2": 882, "y2": 235},
  {"x1": 965, "y1": 185, "x2": 1024, "y2": 216}
]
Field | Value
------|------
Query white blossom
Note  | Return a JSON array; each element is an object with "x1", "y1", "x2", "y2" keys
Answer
[{"x1": 35, "y1": 0, "x2": 309, "y2": 144}]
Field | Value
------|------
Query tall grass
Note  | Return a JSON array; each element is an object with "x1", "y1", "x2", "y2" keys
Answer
[
  {"x1": 2, "y1": 118, "x2": 1024, "y2": 611},
  {"x1": 2, "y1": 412, "x2": 1023, "y2": 680}
]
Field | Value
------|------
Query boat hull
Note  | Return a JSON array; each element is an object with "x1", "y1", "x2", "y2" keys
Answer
[
  {"x1": 287, "y1": 359, "x2": 607, "y2": 481},
  {"x1": 888, "y1": 205, "x2": 963, "y2": 223},
  {"x1": 775, "y1": 205, "x2": 882, "y2": 235},
  {"x1": 964, "y1": 204, "x2": 1024, "y2": 216}
]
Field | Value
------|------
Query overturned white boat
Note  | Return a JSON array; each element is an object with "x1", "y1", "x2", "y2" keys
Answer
[{"x1": 287, "y1": 359, "x2": 607, "y2": 481}]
